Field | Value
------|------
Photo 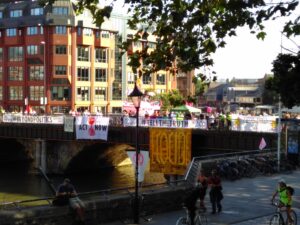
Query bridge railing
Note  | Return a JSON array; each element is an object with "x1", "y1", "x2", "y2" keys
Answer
[
  {"x1": 184, "y1": 148, "x2": 277, "y2": 185},
  {"x1": 0, "y1": 113, "x2": 278, "y2": 132}
]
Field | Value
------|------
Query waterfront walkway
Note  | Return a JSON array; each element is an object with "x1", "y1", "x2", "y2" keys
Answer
[{"x1": 105, "y1": 170, "x2": 300, "y2": 225}]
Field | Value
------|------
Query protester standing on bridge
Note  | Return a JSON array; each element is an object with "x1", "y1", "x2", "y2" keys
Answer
[
  {"x1": 208, "y1": 169, "x2": 223, "y2": 214},
  {"x1": 56, "y1": 178, "x2": 85, "y2": 224}
]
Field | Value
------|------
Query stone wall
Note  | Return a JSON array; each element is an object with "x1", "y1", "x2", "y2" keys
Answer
[{"x1": 0, "y1": 185, "x2": 190, "y2": 225}]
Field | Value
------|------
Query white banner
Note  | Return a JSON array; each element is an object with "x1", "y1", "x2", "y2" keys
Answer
[
  {"x1": 75, "y1": 116, "x2": 109, "y2": 140},
  {"x1": 3, "y1": 114, "x2": 64, "y2": 124},
  {"x1": 64, "y1": 116, "x2": 74, "y2": 132},
  {"x1": 127, "y1": 150, "x2": 149, "y2": 182}
]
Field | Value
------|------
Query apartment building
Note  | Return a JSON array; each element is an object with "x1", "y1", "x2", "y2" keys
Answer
[{"x1": 0, "y1": 0, "x2": 193, "y2": 114}]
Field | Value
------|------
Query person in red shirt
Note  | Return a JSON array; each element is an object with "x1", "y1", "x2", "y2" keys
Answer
[
  {"x1": 208, "y1": 169, "x2": 223, "y2": 214},
  {"x1": 197, "y1": 169, "x2": 208, "y2": 211}
]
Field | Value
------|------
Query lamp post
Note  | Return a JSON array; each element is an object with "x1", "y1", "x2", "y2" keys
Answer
[
  {"x1": 128, "y1": 82, "x2": 143, "y2": 224},
  {"x1": 40, "y1": 41, "x2": 47, "y2": 114},
  {"x1": 277, "y1": 95, "x2": 282, "y2": 172}
]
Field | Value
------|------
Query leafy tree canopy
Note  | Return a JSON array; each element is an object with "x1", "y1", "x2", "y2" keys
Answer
[
  {"x1": 152, "y1": 90, "x2": 184, "y2": 111},
  {"x1": 40, "y1": 0, "x2": 299, "y2": 80},
  {"x1": 265, "y1": 53, "x2": 300, "y2": 108}
]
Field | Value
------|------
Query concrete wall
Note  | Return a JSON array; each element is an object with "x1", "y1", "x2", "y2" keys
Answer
[{"x1": 0, "y1": 185, "x2": 189, "y2": 225}]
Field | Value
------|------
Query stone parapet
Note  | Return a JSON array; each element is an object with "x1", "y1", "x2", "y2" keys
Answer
[{"x1": 0, "y1": 185, "x2": 190, "y2": 225}]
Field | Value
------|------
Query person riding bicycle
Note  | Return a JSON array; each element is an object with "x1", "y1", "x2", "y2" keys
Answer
[
  {"x1": 271, "y1": 179, "x2": 293, "y2": 225},
  {"x1": 184, "y1": 185, "x2": 201, "y2": 225}
]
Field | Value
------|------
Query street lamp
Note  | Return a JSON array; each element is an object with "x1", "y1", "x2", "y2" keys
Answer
[
  {"x1": 128, "y1": 81, "x2": 143, "y2": 224},
  {"x1": 40, "y1": 41, "x2": 47, "y2": 114},
  {"x1": 277, "y1": 95, "x2": 282, "y2": 172}
]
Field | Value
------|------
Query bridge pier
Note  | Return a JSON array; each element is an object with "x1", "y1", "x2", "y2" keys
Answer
[{"x1": 35, "y1": 139, "x2": 47, "y2": 172}]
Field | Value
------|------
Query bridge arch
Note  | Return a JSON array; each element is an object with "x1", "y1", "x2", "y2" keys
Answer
[{"x1": 46, "y1": 141, "x2": 133, "y2": 174}]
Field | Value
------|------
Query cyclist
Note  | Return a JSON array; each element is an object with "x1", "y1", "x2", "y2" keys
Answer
[
  {"x1": 184, "y1": 185, "x2": 201, "y2": 225},
  {"x1": 271, "y1": 179, "x2": 293, "y2": 225}
]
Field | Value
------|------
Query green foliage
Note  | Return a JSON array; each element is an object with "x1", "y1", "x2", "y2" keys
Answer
[
  {"x1": 152, "y1": 90, "x2": 184, "y2": 111},
  {"x1": 41, "y1": 0, "x2": 299, "y2": 81},
  {"x1": 265, "y1": 53, "x2": 300, "y2": 108}
]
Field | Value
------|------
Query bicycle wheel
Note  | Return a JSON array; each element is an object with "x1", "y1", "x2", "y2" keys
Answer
[
  {"x1": 176, "y1": 217, "x2": 188, "y2": 225},
  {"x1": 285, "y1": 210, "x2": 297, "y2": 225},
  {"x1": 195, "y1": 214, "x2": 207, "y2": 225},
  {"x1": 269, "y1": 214, "x2": 284, "y2": 225}
]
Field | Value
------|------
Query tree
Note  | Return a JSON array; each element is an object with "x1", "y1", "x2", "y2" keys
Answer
[
  {"x1": 265, "y1": 53, "x2": 300, "y2": 108},
  {"x1": 40, "y1": 0, "x2": 299, "y2": 79},
  {"x1": 152, "y1": 90, "x2": 184, "y2": 111}
]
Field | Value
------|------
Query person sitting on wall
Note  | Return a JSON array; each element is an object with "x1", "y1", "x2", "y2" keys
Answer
[{"x1": 55, "y1": 178, "x2": 85, "y2": 224}]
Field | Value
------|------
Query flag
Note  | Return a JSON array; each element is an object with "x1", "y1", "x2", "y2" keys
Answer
[{"x1": 259, "y1": 137, "x2": 267, "y2": 150}]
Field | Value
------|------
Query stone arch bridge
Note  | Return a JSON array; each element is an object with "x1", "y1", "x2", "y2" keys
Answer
[{"x1": 0, "y1": 122, "x2": 277, "y2": 174}]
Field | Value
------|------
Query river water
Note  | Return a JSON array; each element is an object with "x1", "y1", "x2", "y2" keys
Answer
[{"x1": 0, "y1": 162, "x2": 166, "y2": 204}]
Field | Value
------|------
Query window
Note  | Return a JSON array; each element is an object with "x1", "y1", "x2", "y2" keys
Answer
[
  {"x1": 156, "y1": 73, "x2": 166, "y2": 85},
  {"x1": 10, "y1": 10, "x2": 22, "y2": 18},
  {"x1": 143, "y1": 74, "x2": 151, "y2": 84},
  {"x1": 29, "y1": 86, "x2": 44, "y2": 101},
  {"x1": 0, "y1": 48, "x2": 3, "y2": 61},
  {"x1": 53, "y1": 7, "x2": 68, "y2": 15},
  {"x1": 27, "y1": 45, "x2": 38, "y2": 55},
  {"x1": 9, "y1": 86, "x2": 23, "y2": 100},
  {"x1": 9, "y1": 66, "x2": 23, "y2": 81},
  {"x1": 95, "y1": 31, "x2": 100, "y2": 38},
  {"x1": 77, "y1": 87, "x2": 90, "y2": 101},
  {"x1": 51, "y1": 86, "x2": 70, "y2": 101},
  {"x1": 55, "y1": 26, "x2": 67, "y2": 34},
  {"x1": 6, "y1": 28, "x2": 17, "y2": 37},
  {"x1": 77, "y1": 27, "x2": 82, "y2": 36},
  {"x1": 95, "y1": 87, "x2": 106, "y2": 101},
  {"x1": 55, "y1": 66, "x2": 67, "y2": 75},
  {"x1": 83, "y1": 28, "x2": 92, "y2": 36},
  {"x1": 0, "y1": 12, "x2": 3, "y2": 19},
  {"x1": 55, "y1": 45, "x2": 67, "y2": 54},
  {"x1": 77, "y1": 46, "x2": 89, "y2": 61},
  {"x1": 101, "y1": 31, "x2": 110, "y2": 38},
  {"x1": 128, "y1": 72, "x2": 137, "y2": 84},
  {"x1": 29, "y1": 65, "x2": 44, "y2": 81},
  {"x1": 27, "y1": 27, "x2": 38, "y2": 35},
  {"x1": 77, "y1": 67, "x2": 89, "y2": 81},
  {"x1": 0, "y1": 87, "x2": 2, "y2": 101},
  {"x1": 112, "y1": 81, "x2": 122, "y2": 100},
  {"x1": 9, "y1": 47, "x2": 23, "y2": 62},
  {"x1": 95, "y1": 68, "x2": 107, "y2": 82},
  {"x1": 31, "y1": 8, "x2": 44, "y2": 16},
  {"x1": 0, "y1": 67, "x2": 2, "y2": 81},
  {"x1": 95, "y1": 48, "x2": 107, "y2": 63}
]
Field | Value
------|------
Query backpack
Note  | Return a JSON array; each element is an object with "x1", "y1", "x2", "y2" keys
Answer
[{"x1": 286, "y1": 186, "x2": 294, "y2": 196}]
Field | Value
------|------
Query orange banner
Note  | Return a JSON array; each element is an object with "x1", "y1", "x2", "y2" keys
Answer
[{"x1": 149, "y1": 128, "x2": 191, "y2": 175}]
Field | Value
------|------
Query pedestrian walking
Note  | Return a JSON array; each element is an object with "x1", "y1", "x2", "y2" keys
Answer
[
  {"x1": 208, "y1": 169, "x2": 223, "y2": 214},
  {"x1": 197, "y1": 169, "x2": 208, "y2": 211}
]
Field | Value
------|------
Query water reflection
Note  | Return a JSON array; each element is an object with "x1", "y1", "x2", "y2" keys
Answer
[{"x1": 0, "y1": 163, "x2": 165, "y2": 203}]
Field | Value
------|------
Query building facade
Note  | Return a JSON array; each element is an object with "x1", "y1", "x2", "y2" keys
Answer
[{"x1": 0, "y1": 0, "x2": 194, "y2": 114}]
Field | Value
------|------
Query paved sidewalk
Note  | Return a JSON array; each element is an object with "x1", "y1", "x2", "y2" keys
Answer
[{"x1": 104, "y1": 170, "x2": 300, "y2": 225}]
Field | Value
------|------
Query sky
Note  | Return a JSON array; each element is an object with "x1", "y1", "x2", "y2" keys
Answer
[
  {"x1": 110, "y1": 1, "x2": 300, "y2": 81},
  {"x1": 211, "y1": 8, "x2": 300, "y2": 81}
]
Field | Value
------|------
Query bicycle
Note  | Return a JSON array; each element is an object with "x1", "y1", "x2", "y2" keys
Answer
[
  {"x1": 176, "y1": 206, "x2": 207, "y2": 225},
  {"x1": 269, "y1": 201, "x2": 297, "y2": 225}
]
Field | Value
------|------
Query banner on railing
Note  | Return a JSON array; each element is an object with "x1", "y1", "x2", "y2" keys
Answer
[
  {"x1": 2, "y1": 114, "x2": 64, "y2": 124},
  {"x1": 126, "y1": 150, "x2": 149, "y2": 182},
  {"x1": 149, "y1": 128, "x2": 191, "y2": 175},
  {"x1": 64, "y1": 116, "x2": 74, "y2": 132},
  {"x1": 75, "y1": 116, "x2": 109, "y2": 140},
  {"x1": 231, "y1": 115, "x2": 277, "y2": 132}
]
